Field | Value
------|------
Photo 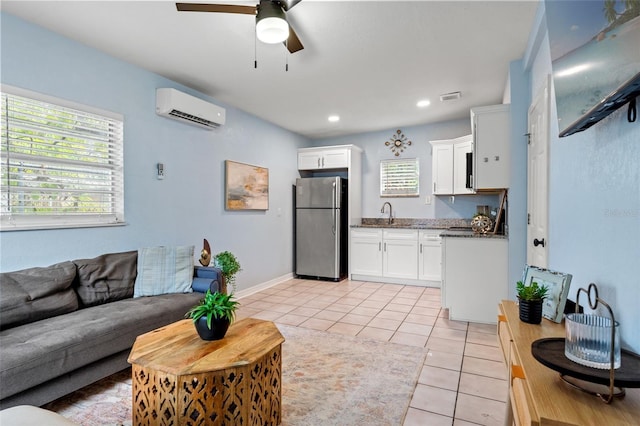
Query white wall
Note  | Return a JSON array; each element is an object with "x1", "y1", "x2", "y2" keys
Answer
[
  {"x1": 528, "y1": 9, "x2": 640, "y2": 353},
  {"x1": 0, "y1": 13, "x2": 310, "y2": 292}
]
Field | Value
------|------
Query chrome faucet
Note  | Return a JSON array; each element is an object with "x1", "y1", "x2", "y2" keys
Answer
[{"x1": 381, "y1": 202, "x2": 393, "y2": 225}]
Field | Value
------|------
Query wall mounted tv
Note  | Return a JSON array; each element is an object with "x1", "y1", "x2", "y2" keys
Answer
[{"x1": 545, "y1": 0, "x2": 640, "y2": 137}]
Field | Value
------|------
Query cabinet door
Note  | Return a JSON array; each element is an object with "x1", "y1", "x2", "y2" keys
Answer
[
  {"x1": 418, "y1": 231, "x2": 442, "y2": 282},
  {"x1": 298, "y1": 151, "x2": 322, "y2": 170},
  {"x1": 443, "y1": 237, "x2": 508, "y2": 323},
  {"x1": 382, "y1": 230, "x2": 418, "y2": 279},
  {"x1": 453, "y1": 138, "x2": 475, "y2": 194},
  {"x1": 472, "y1": 105, "x2": 510, "y2": 190},
  {"x1": 350, "y1": 229, "x2": 382, "y2": 276},
  {"x1": 432, "y1": 143, "x2": 454, "y2": 194},
  {"x1": 321, "y1": 148, "x2": 349, "y2": 169}
]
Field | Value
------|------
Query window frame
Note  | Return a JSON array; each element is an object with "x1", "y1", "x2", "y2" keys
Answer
[
  {"x1": 380, "y1": 157, "x2": 420, "y2": 198},
  {"x1": 1, "y1": 84, "x2": 125, "y2": 231}
]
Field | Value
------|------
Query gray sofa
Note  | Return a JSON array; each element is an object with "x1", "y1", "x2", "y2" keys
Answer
[{"x1": 0, "y1": 250, "x2": 223, "y2": 409}]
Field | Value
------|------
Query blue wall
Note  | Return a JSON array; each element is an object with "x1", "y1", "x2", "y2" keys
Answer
[
  {"x1": 314, "y1": 123, "x2": 500, "y2": 219},
  {"x1": 0, "y1": 13, "x2": 310, "y2": 291},
  {"x1": 506, "y1": 60, "x2": 530, "y2": 297},
  {"x1": 529, "y1": 8, "x2": 640, "y2": 353}
]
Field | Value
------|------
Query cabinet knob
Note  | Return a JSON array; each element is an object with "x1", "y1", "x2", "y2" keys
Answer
[{"x1": 483, "y1": 157, "x2": 489, "y2": 163}]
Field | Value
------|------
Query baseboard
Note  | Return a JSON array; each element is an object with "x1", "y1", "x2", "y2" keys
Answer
[
  {"x1": 350, "y1": 274, "x2": 441, "y2": 288},
  {"x1": 235, "y1": 272, "x2": 295, "y2": 299}
]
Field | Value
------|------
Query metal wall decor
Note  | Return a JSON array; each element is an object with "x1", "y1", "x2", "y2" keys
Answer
[{"x1": 385, "y1": 129, "x2": 412, "y2": 156}]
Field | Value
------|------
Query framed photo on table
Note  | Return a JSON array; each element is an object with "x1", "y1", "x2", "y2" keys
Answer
[{"x1": 521, "y1": 265, "x2": 573, "y2": 323}]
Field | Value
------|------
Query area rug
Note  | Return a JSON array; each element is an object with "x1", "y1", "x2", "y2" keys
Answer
[{"x1": 44, "y1": 324, "x2": 427, "y2": 425}]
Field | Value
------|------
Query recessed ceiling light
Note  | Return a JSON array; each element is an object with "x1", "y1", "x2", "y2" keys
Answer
[
  {"x1": 417, "y1": 100, "x2": 431, "y2": 108},
  {"x1": 328, "y1": 115, "x2": 340, "y2": 122}
]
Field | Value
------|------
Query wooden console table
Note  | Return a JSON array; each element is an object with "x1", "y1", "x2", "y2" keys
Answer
[
  {"x1": 498, "y1": 300, "x2": 640, "y2": 425},
  {"x1": 128, "y1": 318, "x2": 284, "y2": 426}
]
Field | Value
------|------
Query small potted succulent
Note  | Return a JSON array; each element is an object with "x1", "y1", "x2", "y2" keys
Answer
[
  {"x1": 213, "y1": 251, "x2": 242, "y2": 293},
  {"x1": 516, "y1": 280, "x2": 549, "y2": 324},
  {"x1": 185, "y1": 290, "x2": 239, "y2": 340}
]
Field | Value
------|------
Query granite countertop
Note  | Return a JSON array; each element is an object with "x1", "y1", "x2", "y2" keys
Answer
[
  {"x1": 439, "y1": 229, "x2": 508, "y2": 239},
  {"x1": 352, "y1": 218, "x2": 471, "y2": 230},
  {"x1": 352, "y1": 218, "x2": 507, "y2": 239}
]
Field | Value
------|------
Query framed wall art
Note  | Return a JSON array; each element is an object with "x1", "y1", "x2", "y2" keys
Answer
[
  {"x1": 521, "y1": 265, "x2": 573, "y2": 323},
  {"x1": 225, "y1": 160, "x2": 269, "y2": 211}
]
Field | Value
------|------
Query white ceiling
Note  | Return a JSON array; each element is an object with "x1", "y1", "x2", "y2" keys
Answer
[{"x1": 1, "y1": 0, "x2": 538, "y2": 139}]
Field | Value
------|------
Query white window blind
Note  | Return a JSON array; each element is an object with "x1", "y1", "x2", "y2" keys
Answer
[
  {"x1": 1, "y1": 86, "x2": 124, "y2": 231},
  {"x1": 380, "y1": 158, "x2": 420, "y2": 197}
]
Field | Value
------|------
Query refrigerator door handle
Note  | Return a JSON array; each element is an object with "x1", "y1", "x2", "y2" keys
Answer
[{"x1": 331, "y1": 181, "x2": 337, "y2": 235}]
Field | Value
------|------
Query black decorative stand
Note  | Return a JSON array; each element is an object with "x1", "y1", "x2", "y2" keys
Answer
[{"x1": 531, "y1": 283, "x2": 640, "y2": 404}]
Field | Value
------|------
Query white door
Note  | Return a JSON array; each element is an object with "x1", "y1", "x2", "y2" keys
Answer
[{"x1": 527, "y1": 76, "x2": 551, "y2": 268}]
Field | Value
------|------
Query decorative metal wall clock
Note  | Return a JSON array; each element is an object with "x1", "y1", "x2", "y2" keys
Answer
[{"x1": 385, "y1": 129, "x2": 412, "y2": 156}]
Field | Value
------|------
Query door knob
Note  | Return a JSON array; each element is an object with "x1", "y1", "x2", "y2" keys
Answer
[{"x1": 533, "y1": 238, "x2": 545, "y2": 247}]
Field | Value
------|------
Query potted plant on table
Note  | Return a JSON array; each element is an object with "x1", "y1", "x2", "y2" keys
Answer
[
  {"x1": 214, "y1": 251, "x2": 242, "y2": 293},
  {"x1": 516, "y1": 280, "x2": 549, "y2": 324},
  {"x1": 185, "y1": 290, "x2": 239, "y2": 341}
]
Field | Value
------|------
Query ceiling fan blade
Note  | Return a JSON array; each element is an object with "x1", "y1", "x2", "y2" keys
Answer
[
  {"x1": 280, "y1": 0, "x2": 302, "y2": 12},
  {"x1": 176, "y1": 3, "x2": 257, "y2": 15},
  {"x1": 285, "y1": 24, "x2": 304, "y2": 53}
]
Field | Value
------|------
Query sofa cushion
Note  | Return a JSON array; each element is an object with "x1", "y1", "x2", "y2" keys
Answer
[
  {"x1": 0, "y1": 292, "x2": 202, "y2": 400},
  {"x1": 73, "y1": 251, "x2": 138, "y2": 307},
  {"x1": 134, "y1": 246, "x2": 194, "y2": 297},
  {"x1": 0, "y1": 262, "x2": 78, "y2": 330}
]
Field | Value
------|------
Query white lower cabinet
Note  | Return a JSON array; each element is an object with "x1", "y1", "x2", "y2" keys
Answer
[
  {"x1": 442, "y1": 236, "x2": 508, "y2": 323},
  {"x1": 382, "y1": 229, "x2": 418, "y2": 279},
  {"x1": 351, "y1": 228, "x2": 441, "y2": 286},
  {"x1": 350, "y1": 228, "x2": 383, "y2": 276},
  {"x1": 418, "y1": 230, "x2": 442, "y2": 283}
]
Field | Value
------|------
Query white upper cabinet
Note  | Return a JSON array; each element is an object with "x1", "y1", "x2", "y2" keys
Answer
[
  {"x1": 298, "y1": 146, "x2": 350, "y2": 170},
  {"x1": 471, "y1": 104, "x2": 510, "y2": 190},
  {"x1": 430, "y1": 140, "x2": 454, "y2": 195},
  {"x1": 430, "y1": 135, "x2": 474, "y2": 195},
  {"x1": 453, "y1": 136, "x2": 474, "y2": 195}
]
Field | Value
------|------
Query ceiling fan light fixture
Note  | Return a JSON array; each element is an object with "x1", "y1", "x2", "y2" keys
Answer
[{"x1": 256, "y1": 1, "x2": 289, "y2": 44}]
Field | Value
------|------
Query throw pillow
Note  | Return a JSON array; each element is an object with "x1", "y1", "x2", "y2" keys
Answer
[
  {"x1": 133, "y1": 246, "x2": 194, "y2": 297},
  {"x1": 73, "y1": 251, "x2": 138, "y2": 307},
  {"x1": 0, "y1": 261, "x2": 79, "y2": 330}
]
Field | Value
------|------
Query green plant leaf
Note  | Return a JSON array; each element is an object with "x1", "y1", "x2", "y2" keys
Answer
[
  {"x1": 516, "y1": 280, "x2": 549, "y2": 301},
  {"x1": 185, "y1": 290, "x2": 240, "y2": 328}
]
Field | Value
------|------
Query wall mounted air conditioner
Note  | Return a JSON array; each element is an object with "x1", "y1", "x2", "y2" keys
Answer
[{"x1": 156, "y1": 88, "x2": 226, "y2": 129}]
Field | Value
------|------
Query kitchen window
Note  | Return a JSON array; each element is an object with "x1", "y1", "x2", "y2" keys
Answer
[
  {"x1": 1, "y1": 85, "x2": 125, "y2": 231},
  {"x1": 380, "y1": 158, "x2": 419, "y2": 197}
]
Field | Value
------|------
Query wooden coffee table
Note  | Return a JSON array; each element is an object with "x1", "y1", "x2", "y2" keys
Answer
[{"x1": 127, "y1": 318, "x2": 284, "y2": 426}]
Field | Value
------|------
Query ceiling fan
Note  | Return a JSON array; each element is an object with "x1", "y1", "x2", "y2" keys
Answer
[{"x1": 176, "y1": 1, "x2": 304, "y2": 53}]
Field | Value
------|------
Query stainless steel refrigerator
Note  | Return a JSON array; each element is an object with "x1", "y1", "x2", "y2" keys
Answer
[{"x1": 295, "y1": 177, "x2": 348, "y2": 281}]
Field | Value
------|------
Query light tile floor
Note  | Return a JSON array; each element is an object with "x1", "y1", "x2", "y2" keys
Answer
[{"x1": 236, "y1": 278, "x2": 508, "y2": 426}]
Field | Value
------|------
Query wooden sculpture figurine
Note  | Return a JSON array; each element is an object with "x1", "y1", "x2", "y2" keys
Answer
[{"x1": 199, "y1": 238, "x2": 211, "y2": 266}]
